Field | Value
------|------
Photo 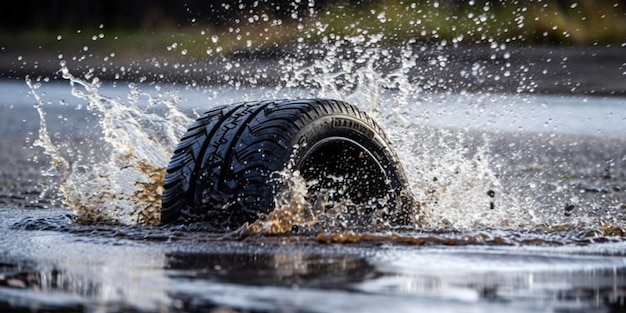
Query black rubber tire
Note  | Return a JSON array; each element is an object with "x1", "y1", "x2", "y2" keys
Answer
[{"x1": 161, "y1": 98, "x2": 413, "y2": 229}]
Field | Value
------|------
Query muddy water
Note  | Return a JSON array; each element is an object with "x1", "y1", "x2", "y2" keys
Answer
[{"x1": 1, "y1": 78, "x2": 625, "y2": 312}]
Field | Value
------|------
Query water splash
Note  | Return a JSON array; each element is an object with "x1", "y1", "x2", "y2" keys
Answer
[
  {"x1": 29, "y1": 65, "x2": 192, "y2": 225},
  {"x1": 29, "y1": 25, "x2": 625, "y2": 236},
  {"x1": 248, "y1": 169, "x2": 317, "y2": 235},
  {"x1": 273, "y1": 39, "x2": 530, "y2": 231},
  {"x1": 23, "y1": 48, "x2": 536, "y2": 230}
]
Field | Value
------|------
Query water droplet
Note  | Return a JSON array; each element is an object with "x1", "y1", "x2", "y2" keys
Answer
[{"x1": 377, "y1": 12, "x2": 387, "y2": 23}]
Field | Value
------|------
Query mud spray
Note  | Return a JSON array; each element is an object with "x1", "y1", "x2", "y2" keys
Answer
[
  {"x1": 28, "y1": 66, "x2": 192, "y2": 225},
  {"x1": 28, "y1": 30, "x2": 625, "y2": 242}
]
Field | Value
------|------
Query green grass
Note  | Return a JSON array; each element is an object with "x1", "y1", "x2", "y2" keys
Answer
[
  {"x1": 1, "y1": 1, "x2": 624, "y2": 61},
  {"x1": 525, "y1": 1, "x2": 626, "y2": 45},
  {"x1": 312, "y1": 0, "x2": 626, "y2": 46}
]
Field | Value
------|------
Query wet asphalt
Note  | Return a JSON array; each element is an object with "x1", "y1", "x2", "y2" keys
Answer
[{"x1": 1, "y1": 44, "x2": 625, "y2": 96}]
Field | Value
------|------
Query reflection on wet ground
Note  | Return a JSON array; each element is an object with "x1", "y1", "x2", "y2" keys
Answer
[
  {"x1": 0, "y1": 240, "x2": 377, "y2": 313},
  {"x1": 166, "y1": 251, "x2": 375, "y2": 287},
  {"x1": 1, "y1": 208, "x2": 625, "y2": 313}
]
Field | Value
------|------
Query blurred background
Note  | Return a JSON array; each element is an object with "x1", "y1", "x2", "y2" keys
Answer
[
  {"x1": 2, "y1": 0, "x2": 625, "y2": 56},
  {"x1": 0, "y1": 0, "x2": 625, "y2": 93}
]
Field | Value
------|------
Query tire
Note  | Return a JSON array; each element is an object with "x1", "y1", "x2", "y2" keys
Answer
[{"x1": 161, "y1": 98, "x2": 414, "y2": 229}]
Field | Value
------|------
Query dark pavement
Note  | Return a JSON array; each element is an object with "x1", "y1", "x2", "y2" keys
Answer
[{"x1": 1, "y1": 44, "x2": 625, "y2": 96}]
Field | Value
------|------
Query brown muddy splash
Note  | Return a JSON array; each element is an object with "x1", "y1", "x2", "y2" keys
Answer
[
  {"x1": 316, "y1": 224, "x2": 626, "y2": 246},
  {"x1": 28, "y1": 69, "x2": 191, "y2": 225}
]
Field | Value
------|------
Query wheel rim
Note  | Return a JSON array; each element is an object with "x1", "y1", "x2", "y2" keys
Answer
[{"x1": 296, "y1": 137, "x2": 393, "y2": 206}]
